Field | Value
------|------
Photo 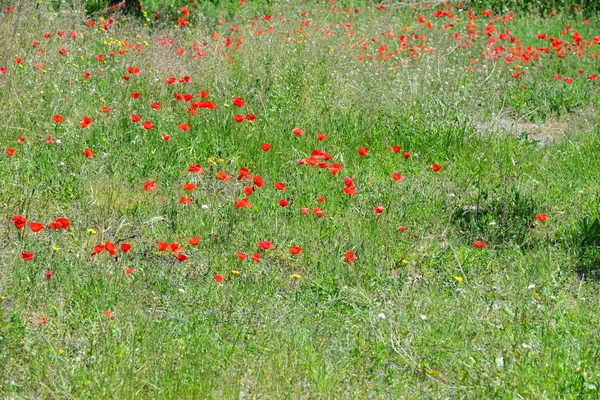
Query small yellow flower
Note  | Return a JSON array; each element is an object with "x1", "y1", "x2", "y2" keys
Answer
[
  {"x1": 87, "y1": 228, "x2": 97, "y2": 234},
  {"x1": 402, "y1": 259, "x2": 408, "y2": 264},
  {"x1": 0, "y1": 296, "x2": 6, "y2": 301},
  {"x1": 52, "y1": 246, "x2": 60, "y2": 251},
  {"x1": 454, "y1": 276, "x2": 463, "y2": 283},
  {"x1": 291, "y1": 273, "x2": 301, "y2": 279},
  {"x1": 223, "y1": 103, "x2": 230, "y2": 107},
  {"x1": 58, "y1": 348, "x2": 65, "y2": 355},
  {"x1": 232, "y1": 270, "x2": 240, "y2": 276}
]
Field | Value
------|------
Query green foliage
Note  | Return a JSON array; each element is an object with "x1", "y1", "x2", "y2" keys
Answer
[
  {"x1": 452, "y1": 185, "x2": 537, "y2": 246},
  {"x1": 567, "y1": 208, "x2": 600, "y2": 278},
  {"x1": 1, "y1": 1, "x2": 600, "y2": 398},
  {"x1": 465, "y1": 0, "x2": 600, "y2": 15}
]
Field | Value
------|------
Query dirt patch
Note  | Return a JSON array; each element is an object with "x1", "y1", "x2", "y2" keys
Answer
[{"x1": 474, "y1": 113, "x2": 597, "y2": 144}]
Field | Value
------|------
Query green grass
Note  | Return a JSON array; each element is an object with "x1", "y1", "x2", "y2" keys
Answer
[{"x1": 1, "y1": 1, "x2": 600, "y2": 398}]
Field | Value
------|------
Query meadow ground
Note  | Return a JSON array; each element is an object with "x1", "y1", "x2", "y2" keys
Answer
[{"x1": 1, "y1": 1, "x2": 600, "y2": 398}]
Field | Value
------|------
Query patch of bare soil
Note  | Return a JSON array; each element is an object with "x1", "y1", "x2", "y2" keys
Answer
[{"x1": 474, "y1": 112, "x2": 597, "y2": 144}]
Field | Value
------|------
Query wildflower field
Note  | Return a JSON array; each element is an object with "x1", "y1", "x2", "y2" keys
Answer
[{"x1": 1, "y1": 0, "x2": 600, "y2": 397}]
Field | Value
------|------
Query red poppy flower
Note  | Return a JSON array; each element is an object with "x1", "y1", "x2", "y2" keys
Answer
[
  {"x1": 144, "y1": 180, "x2": 157, "y2": 191},
  {"x1": 245, "y1": 113, "x2": 256, "y2": 121},
  {"x1": 216, "y1": 172, "x2": 230, "y2": 182},
  {"x1": 253, "y1": 176, "x2": 264, "y2": 187},
  {"x1": 391, "y1": 172, "x2": 404, "y2": 181},
  {"x1": 6, "y1": 148, "x2": 15, "y2": 157},
  {"x1": 179, "y1": 196, "x2": 193, "y2": 205},
  {"x1": 30, "y1": 222, "x2": 44, "y2": 232},
  {"x1": 214, "y1": 274, "x2": 224, "y2": 283},
  {"x1": 289, "y1": 246, "x2": 302, "y2": 255},
  {"x1": 397, "y1": 226, "x2": 406, "y2": 232},
  {"x1": 536, "y1": 213, "x2": 548, "y2": 222},
  {"x1": 188, "y1": 164, "x2": 204, "y2": 174},
  {"x1": 176, "y1": 253, "x2": 188, "y2": 262},
  {"x1": 235, "y1": 170, "x2": 252, "y2": 185},
  {"x1": 188, "y1": 236, "x2": 200, "y2": 246},
  {"x1": 232, "y1": 96, "x2": 245, "y2": 107},
  {"x1": 473, "y1": 241, "x2": 487, "y2": 248},
  {"x1": 233, "y1": 114, "x2": 245, "y2": 123},
  {"x1": 14, "y1": 215, "x2": 27, "y2": 229},
  {"x1": 21, "y1": 252, "x2": 34, "y2": 261},
  {"x1": 83, "y1": 148, "x2": 94, "y2": 158},
  {"x1": 236, "y1": 252, "x2": 247, "y2": 260},
  {"x1": 258, "y1": 241, "x2": 274, "y2": 250},
  {"x1": 251, "y1": 252, "x2": 261, "y2": 263},
  {"x1": 157, "y1": 242, "x2": 169, "y2": 251},
  {"x1": 104, "y1": 310, "x2": 114, "y2": 318},
  {"x1": 55, "y1": 218, "x2": 70, "y2": 229},
  {"x1": 101, "y1": 106, "x2": 111, "y2": 113},
  {"x1": 142, "y1": 121, "x2": 155, "y2": 130},
  {"x1": 125, "y1": 268, "x2": 134, "y2": 275},
  {"x1": 292, "y1": 128, "x2": 304, "y2": 136},
  {"x1": 178, "y1": 123, "x2": 190, "y2": 131},
  {"x1": 344, "y1": 251, "x2": 357, "y2": 262},
  {"x1": 432, "y1": 164, "x2": 442, "y2": 172},
  {"x1": 300, "y1": 207, "x2": 309, "y2": 215},
  {"x1": 279, "y1": 199, "x2": 289, "y2": 207},
  {"x1": 121, "y1": 243, "x2": 132, "y2": 253},
  {"x1": 91, "y1": 244, "x2": 105, "y2": 256},
  {"x1": 374, "y1": 206, "x2": 385, "y2": 214},
  {"x1": 162, "y1": 133, "x2": 171, "y2": 141},
  {"x1": 262, "y1": 143, "x2": 271, "y2": 152},
  {"x1": 564, "y1": 77, "x2": 573, "y2": 84},
  {"x1": 343, "y1": 187, "x2": 357, "y2": 195},
  {"x1": 244, "y1": 186, "x2": 254, "y2": 196},
  {"x1": 358, "y1": 147, "x2": 369, "y2": 156},
  {"x1": 316, "y1": 134, "x2": 327, "y2": 141},
  {"x1": 274, "y1": 182, "x2": 286, "y2": 191},
  {"x1": 403, "y1": 152, "x2": 411, "y2": 159},
  {"x1": 169, "y1": 243, "x2": 183, "y2": 253},
  {"x1": 316, "y1": 196, "x2": 326, "y2": 203},
  {"x1": 130, "y1": 92, "x2": 140, "y2": 99},
  {"x1": 183, "y1": 183, "x2": 197, "y2": 191},
  {"x1": 105, "y1": 241, "x2": 117, "y2": 256},
  {"x1": 52, "y1": 114, "x2": 64, "y2": 123},
  {"x1": 129, "y1": 114, "x2": 141, "y2": 122},
  {"x1": 235, "y1": 198, "x2": 252, "y2": 209},
  {"x1": 391, "y1": 145, "x2": 401, "y2": 153}
]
